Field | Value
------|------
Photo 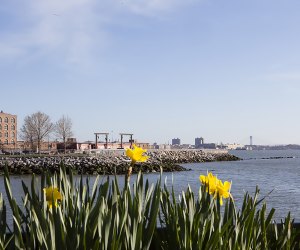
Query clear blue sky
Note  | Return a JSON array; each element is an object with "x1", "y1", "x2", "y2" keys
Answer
[{"x1": 1, "y1": 0, "x2": 300, "y2": 145}]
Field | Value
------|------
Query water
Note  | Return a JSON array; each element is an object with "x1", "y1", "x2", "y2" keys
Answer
[
  {"x1": 1, "y1": 149, "x2": 300, "y2": 226},
  {"x1": 154, "y1": 149, "x2": 300, "y2": 222}
]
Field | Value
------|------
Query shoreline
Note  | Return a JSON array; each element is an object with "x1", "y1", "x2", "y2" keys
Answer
[{"x1": 0, "y1": 150, "x2": 240, "y2": 175}]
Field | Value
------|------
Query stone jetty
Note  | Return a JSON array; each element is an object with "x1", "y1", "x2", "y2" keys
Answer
[{"x1": 0, "y1": 150, "x2": 240, "y2": 175}]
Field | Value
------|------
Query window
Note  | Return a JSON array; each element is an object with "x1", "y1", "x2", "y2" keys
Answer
[
  {"x1": 11, "y1": 132, "x2": 15, "y2": 138},
  {"x1": 11, "y1": 117, "x2": 15, "y2": 123},
  {"x1": 5, "y1": 132, "x2": 8, "y2": 138},
  {"x1": 4, "y1": 139, "x2": 8, "y2": 145},
  {"x1": 11, "y1": 139, "x2": 15, "y2": 144},
  {"x1": 4, "y1": 124, "x2": 8, "y2": 130},
  {"x1": 0, "y1": 117, "x2": 2, "y2": 122},
  {"x1": 0, "y1": 132, "x2": 1, "y2": 137},
  {"x1": 0, "y1": 125, "x2": 1, "y2": 130},
  {"x1": 11, "y1": 125, "x2": 15, "y2": 130},
  {"x1": 4, "y1": 117, "x2": 8, "y2": 123}
]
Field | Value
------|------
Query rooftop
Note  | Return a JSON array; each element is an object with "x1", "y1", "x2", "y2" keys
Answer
[{"x1": 0, "y1": 111, "x2": 16, "y2": 116}]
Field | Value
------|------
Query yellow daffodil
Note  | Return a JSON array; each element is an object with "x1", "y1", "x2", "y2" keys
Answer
[
  {"x1": 199, "y1": 172, "x2": 218, "y2": 194},
  {"x1": 126, "y1": 144, "x2": 149, "y2": 164},
  {"x1": 199, "y1": 172, "x2": 232, "y2": 205},
  {"x1": 216, "y1": 179, "x2": 231, "y2": 205},
  {"x1": 43, "y1": 186, "x2": 62, "y2": 208}
]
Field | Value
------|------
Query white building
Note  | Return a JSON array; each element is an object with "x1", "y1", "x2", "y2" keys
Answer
[{"x1": 225, "y1": 143, "x2": 245, "y2": 150}]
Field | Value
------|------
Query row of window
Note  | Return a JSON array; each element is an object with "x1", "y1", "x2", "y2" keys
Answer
[
  {"x1": 0, "y1": 139, "x2": 15, "y2": 145},
  {"x1": 0, "y1": 117, "x2": 16, "y2": 123},
  {"x1": 0, "y1": 124, "x2": 15, "y2": 130},
  {"x1": 0, "y1": 132, "x2": 15, "y2": 138}
]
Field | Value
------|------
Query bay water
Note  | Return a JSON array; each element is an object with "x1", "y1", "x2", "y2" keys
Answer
[{"x1": 1, "y1": 149, "x2": 300, "y2": 227}]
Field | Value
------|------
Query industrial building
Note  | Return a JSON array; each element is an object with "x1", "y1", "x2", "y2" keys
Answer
[
  {"x1": 172, "y1": 138, "x2": 181, "y2": 145},
  {"x1": 195, "y1": 137, "x2": 216, "y2": 149}
]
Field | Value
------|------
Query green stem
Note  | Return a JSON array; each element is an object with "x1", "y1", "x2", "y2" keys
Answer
[{"x1": 125, "y1": 162, "x2": 134, "y2": 187}]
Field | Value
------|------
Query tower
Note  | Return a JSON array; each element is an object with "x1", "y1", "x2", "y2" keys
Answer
[
  {"x1": 250, "y1": 136, "x2": 253, "y2": 146},
  {"x1": 195, "y1": 137, "x2": 204, "y2": 148},
  {"x1": 172, "y1": 138, "x2": 181, "y2": 145}
]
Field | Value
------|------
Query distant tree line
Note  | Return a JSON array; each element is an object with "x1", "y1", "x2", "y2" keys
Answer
[{"x1": 20, "y1": 111, "x2": 73, "y2": 153}]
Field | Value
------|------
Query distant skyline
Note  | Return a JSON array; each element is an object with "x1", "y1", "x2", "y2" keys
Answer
[{"x1": 1, "y1": 0, "x2": 300, "y2": 145}]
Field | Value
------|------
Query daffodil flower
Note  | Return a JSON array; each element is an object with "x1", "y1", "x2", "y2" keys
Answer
[
  {"x1": 125, "y1": 144, "x2": 149, "y2": 185},
  {"x1": 216, "y1": 179, "x2": 231, "y2": 205},
  {"x1": 43, "y1": 186, "x2": 62, "y2": 208},
  {"x1": 199, "y1": 172, "x2": 232, "y2": 205},
  {"x1": 200, "y1": 172, "x2": 218, "y2": 194},
  {"x1": 126, "y1": 144, "x2": 149, "y2": 164}
]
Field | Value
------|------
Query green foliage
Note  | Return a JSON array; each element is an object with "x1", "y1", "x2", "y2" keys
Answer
[
  {"x1": 0, "y1": 166, "x2": 299, "y2": 249},
  {"x1": 3, "y1": 166, "x2": 161, "y2": 250},
  {"x1": 158, "y1": 185, "x2": 300, "y2": 250}
]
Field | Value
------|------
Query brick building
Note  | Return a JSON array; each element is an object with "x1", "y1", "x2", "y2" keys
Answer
[
  {"x1": 0, "y1": 111, "x2": 17, "y2": 151},
  {"x1": 17, "y1": 140, "x2": 58, "y2": 153}
]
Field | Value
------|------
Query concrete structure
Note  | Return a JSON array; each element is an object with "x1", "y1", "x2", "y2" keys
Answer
[
  {"x1": 195, "y1": 137, "x2": 204, "y2": 148},
  {"x1": 94, "y1": 142, "x2": 148, "y2": 150},
  {"x1": 225, "y1": 143, "x2": 245, "y2": 150},
  {"x1": 94, "y1": 132, "x2": 134, "y2": 149},
  {"x1": 157, "y1": 144, "x2": 171, "y2": 150},
  {"x1": 196, "y1": 143, "x2": 217, "y2": 149},
  {"x1": 57, "y1": 139, "x2": 150, "y2": 153},
  {"x1": 0, "y1": 111, "x2": 17, "y2": 151},
  {"x1": 181, "y1": 144, "x2": 192, "y2": 149},
  {"x1": 119, "y1": 133, "x2": 134, "y2": 149},
  {"x1": 94, "y1": 132, "x2": 109, "y2": 149},
  {"x1": 194, "y1": 137, "x2": 217, "y2": 149},
  {"x1": 172, "y1": 138, "x2": 181, "y2": 145}
]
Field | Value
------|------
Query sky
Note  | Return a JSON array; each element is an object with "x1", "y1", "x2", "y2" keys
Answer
[{"x1": 1, "y1": 0, "x2": 300, "y2": 145}]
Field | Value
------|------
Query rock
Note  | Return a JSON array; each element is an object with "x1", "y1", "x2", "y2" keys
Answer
[{"x1": 0, "y1": 150, "x2": 240, "y2": 175}]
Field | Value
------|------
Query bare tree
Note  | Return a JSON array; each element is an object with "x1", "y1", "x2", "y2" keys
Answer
[
  {"x1": 55, "y1": 115, "x2": 73, "y2": 153},
  {"x1": 20, "y1": 112, "x2": 54, "y2": 153},
  {"x1": 19, "y1": 121, "x2": 35, "y2": 151}
]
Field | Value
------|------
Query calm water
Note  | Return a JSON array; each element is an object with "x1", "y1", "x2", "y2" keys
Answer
[{"x1": 1, "y1": 149, "x2": 300, "y2": 225}]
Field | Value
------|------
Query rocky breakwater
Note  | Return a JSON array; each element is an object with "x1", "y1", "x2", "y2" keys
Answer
[
  {"x1": 0, "y1": 150, "x2": 240, "y2": 175},
  {"x1": 147, "y1": 150, "x2": 240, "y2": 165}
]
